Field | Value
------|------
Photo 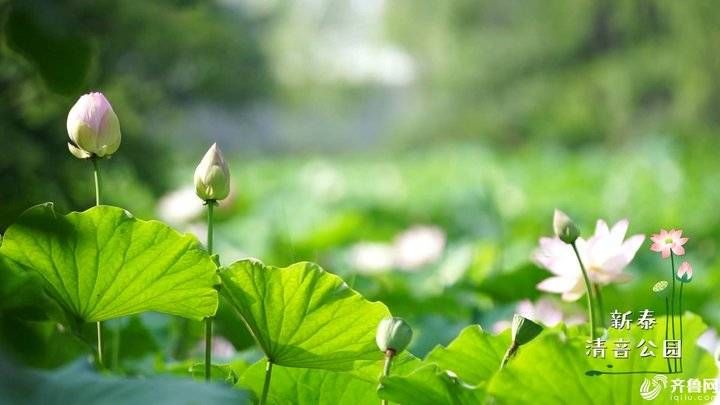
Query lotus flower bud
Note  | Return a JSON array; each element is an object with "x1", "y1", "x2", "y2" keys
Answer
[
  {"x1": 194, "y1": 143, "x2": 231, "y2": 201},
  {"x1": 676, "y1": 261, "x2": 693, "y2": 283},
  {"x1": 553, "y1": 209, "x2": 579, "y2": 244},
  {"x1": 511, "y1": 314, "x2": 542, "y2": 346},
  {"x1": 376, "y1": 317, "x2": 412, "y2": 354},
  {"x1": 66, "y1": 92, "x2": 121, "y2": 158}
]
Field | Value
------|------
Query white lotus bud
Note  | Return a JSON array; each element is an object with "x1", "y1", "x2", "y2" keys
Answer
[
  {"x1": 66, "y1": 92, "x2": 121, "y2": 158},
  {"x1": 553, "y1": 209, "x2": 579, "y2": 244},
  {"x1": 376, "y1": 317, "x2": 413, "y2": 354},
  {"x1": 194, "y1": 143, "x2": 231, "y2": 201}
]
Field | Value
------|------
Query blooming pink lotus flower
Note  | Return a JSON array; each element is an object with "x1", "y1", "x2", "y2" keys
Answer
[
  {"x1": 650, "y1": 229, "x2": 688, "y2": 258},
  {"x1": 66, "y1": 92, "x2": 121, "y2": 158},
  {"x1": 533, "y1": 219, "x2": 644, "y2": 301},
  {"x1": 677, "y1": 261, "x2": 693, "y2": 282}
]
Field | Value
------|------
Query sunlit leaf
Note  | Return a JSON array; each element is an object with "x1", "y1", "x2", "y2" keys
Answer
[
  {"x1": 0, "y1": 204, "x2": 218, "y2": 323},
  {"x1": 239, "y1": 359, "x2": 378, "y2": 405},
  {"x1": 488, "y1": 313, "x2": 717, "y2": 404},
  {"x1": 219, "y1": 259, "x2": 389, "y2": 370},
  {"x1": 425, "y1": 325, "x2": 511, "y2": 385},
  {"x1": 378, "y1": 364, "x2": 486, "y2": 405}
]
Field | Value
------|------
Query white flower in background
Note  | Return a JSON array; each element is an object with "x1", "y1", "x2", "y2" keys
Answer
[
  {"x1": 393, "y1": 226, "x2": 446, "y2": 270},
  {"x1": 349, "y1": 225, "x2": 447, "y2": 273},
  {"x1": 533, "y1": 219, "x2": 644, "y2": 301},
  {"x1": 698, "y1": 329, "x2": 720, "y2": 364},
  {"x1": 492, "y1": 298, "x2": 585, "y2": 333},
  {"x1": 349, "y1": 242, "x2": 395, "y2": 273},
  {"x1": 196, "y1": 336, "x2": 236, "y2": 361},
  {"x1": 157, "y1": 186, "x2": 205, "y2": 225}
]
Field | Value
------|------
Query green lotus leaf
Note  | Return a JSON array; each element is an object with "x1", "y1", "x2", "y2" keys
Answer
[
  {"x1": 219, "y1": 259, "x2": 389, "y2": 370},
  {"x1": 239, "y1": 359, "x2": 378, "y2": 404},
  {"x1": 0, "y1": 360, "x2": 250, "y2": 404},
  {"x1": 425, "y1": 325, "x2": 511, "y2": 385},
  {"x1": 488, "y1": 313, "x2": 717, "y2": 404},
  {"x1": 378, "y1": 363, "x2": 486, "y2": 404},
  {"x1": 0, "y1": 203, "x2": 218, "y2": 323}
]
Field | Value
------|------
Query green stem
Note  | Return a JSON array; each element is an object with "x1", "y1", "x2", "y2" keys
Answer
[
  {"x1": 96, "y1": 321, "x2": 103, "y2": 368},
  {"x1": 204, "y1": 318, "x2": 213, "y2": 381},
  {"x1": 260, "y1": 360, "x2": 273, "y2": 405},
  {"x1": 204, "y1": 201, "x2": 215, "y2": 382},
  {"x1": 592, "y1": 283, "x2": 605, "y2": 328},
  {"x1": 679, "y1": 282, "x2": 684, "y2": 373},
  {"x1": 571, "y1": 242, "x2": 596, "y2": 340},
  {"x1": 92, "y1": 157, "x2": 104, "y2": 368},
  {"x1": 500, "y1": 343, "x2": 518, "y2": 369},
  {"x1": 92, "y1": 157, "x2": 101, "y2": 206},
  {"x1": 380, "y1": 350, "x2": 395, "y2": 405},
  {"x1": 665, "y1": 296, "x2": 671, "y2": 373},
  {"x1": 669, "y1": 253, "x2": 677, "y2": 373}
]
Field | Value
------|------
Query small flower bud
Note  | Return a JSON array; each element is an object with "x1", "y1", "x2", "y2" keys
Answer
[
  {"x1": 66, "y1": 92, "x2": 121, "y2": 158},
  {"x1": 376, "y1": 317, "x2": 413, "y2": 354},
  {"x1": 676, "y1": 261, "x2": 693, "y2": 283},
  {"x1": 553, "y1": 209, "x2": 580, "y2": 244},
  {"x1": 194, "y1": 143, "x2": 231, "y2": 201},
  {"x1": 511, "y1": 314, "x2": 542, "y2": 346}
]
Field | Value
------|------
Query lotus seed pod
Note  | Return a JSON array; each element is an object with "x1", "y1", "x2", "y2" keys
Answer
[
  {"x1": 652, "y1": 280, "x2": 669, "y2": 294},
  {"x1": 66, "y1": 92, "x2": 121, "y2": 158},
  {"x1": 511, "y1": 314, "x2": 542, "y2": 346},
  {"x1": 194, "y1": 143, "x2": 231, "y2": 201},
  {"x1": 376, "y1": 317, "x2": 413, "y2": 353},
  {"x1": 553, "y1": 209, "x2": 580, "y2": 244}
]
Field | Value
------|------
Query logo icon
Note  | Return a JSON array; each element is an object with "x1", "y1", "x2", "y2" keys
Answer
[{"x1": 640, "y1": 375, "x2": 668, "y2": 401}]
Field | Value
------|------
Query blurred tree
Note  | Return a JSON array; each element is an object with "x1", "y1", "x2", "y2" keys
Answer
[
  {"x1": 385, "y1": 0, "x2": 720, "y2": 147},
  {"x1": 0, "y1": 0, "x2": 271, "y2": 229}
]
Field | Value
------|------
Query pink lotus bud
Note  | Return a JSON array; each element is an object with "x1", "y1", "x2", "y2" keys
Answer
[
  {"x1": 66, "y1": 92, "x2": 121, "y2": 158},
  {"x1": 194, "y1": 143, "x2": 231, "y2": 201},
  {"x1": 677, "y1": 261, "x2": 693, "y2": 283}
]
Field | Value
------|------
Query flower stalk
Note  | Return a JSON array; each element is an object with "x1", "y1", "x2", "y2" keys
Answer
[
  {"x1": 194, "y1": 143, "x2": 230, "y2": 382},
  {"x1": 676, "y1": 260, "x2": 692, "y2": 374},
  {"x1": 92, "y1": 156, "x2": 104, "y2": 368},
  {"x1": 571, "y1": 241, "x2": 597, "y2": 340},
  {"x1": 260, "y1": 360, "x2": 273, "y2": 405},
  {"x1": 67, "y1": 91, "x2": 121, "y2": 368},
  {"x1": 669, "y1": 253, "x2": 677, "y2": 373},
  {"x1": 380, "y1": 349, "x2": 396, "y2": 405},
  {"x1": 204, "y1": 201, "x2": 216, "y2": 381}
]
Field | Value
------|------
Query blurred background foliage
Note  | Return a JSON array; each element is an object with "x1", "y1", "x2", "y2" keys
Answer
[{"x1": 1, "y1": 0, "x2": 719, "y2": 376}]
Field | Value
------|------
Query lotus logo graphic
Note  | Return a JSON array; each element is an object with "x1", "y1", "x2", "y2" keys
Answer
[{"x1": 640, "y1": 375, "x2": 668, "y2": 401}]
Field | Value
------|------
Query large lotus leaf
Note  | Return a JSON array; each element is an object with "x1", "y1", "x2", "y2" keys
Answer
[
  {"x1": 239, "y1": 359, "x2": 378, "y2": 405},
  {"x1": 219, "y1": 259, "x2": 389, "y2": 370},
  {"x1": 0, "y1": 204, "x2": 218, "y2": 323},
  {"x1": 488, "y1": 313, "x2": 717, "y2": 404},
  {"x1": 425, "y1": 325, "x2": 511, "y2": 385},
  {"x1": 0, "y1": 359, "x2": 250, "y2": 405},
  {"x1": 378, "y1": 363, "x2": 486, "y2": 405}
]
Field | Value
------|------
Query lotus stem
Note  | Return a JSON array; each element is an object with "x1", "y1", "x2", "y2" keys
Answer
[
  {"x1": 260, "y1": 360, "x2": 273, "y2": 405},
  {"x1": 381, "y1": 349, "x2": 396, "y2": 405},
  {"x1": 92, "y1": 157, "x2": 104, "y2": 368},
  {"x1": 571, "y1": 242, "x2": 596, "y2": 340},
  {"x1": 204, "y1": 201, "x2": 215, "y2": 381}
]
